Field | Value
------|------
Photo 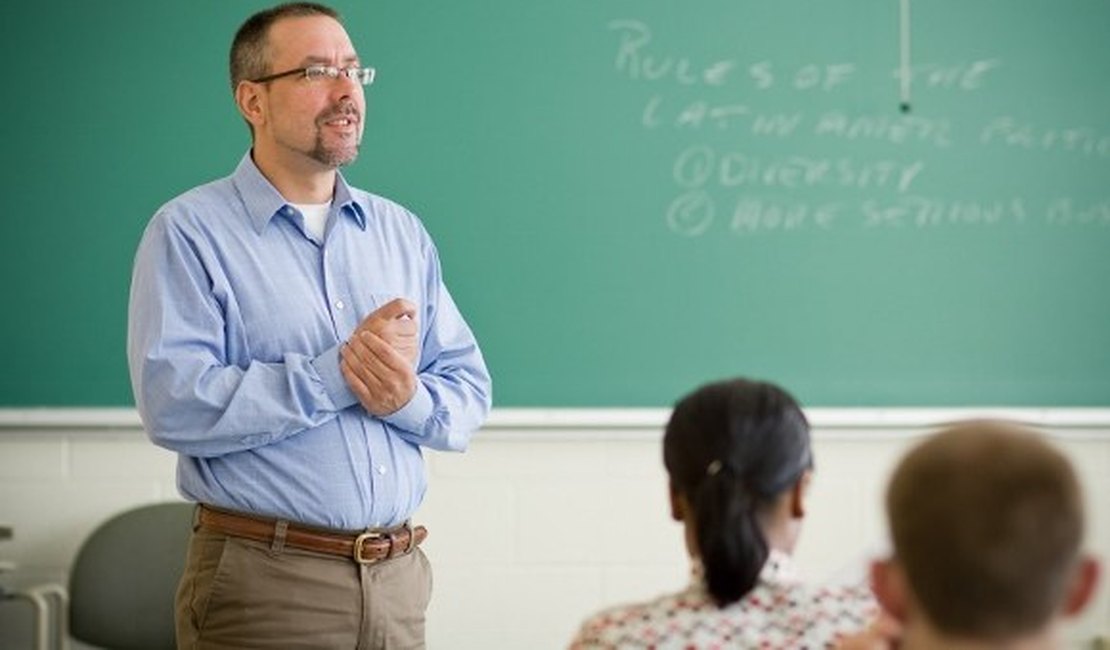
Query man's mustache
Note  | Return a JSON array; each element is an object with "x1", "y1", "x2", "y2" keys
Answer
[{"x1": 318, "y1": 100, "x2": 361, "y2": 124}]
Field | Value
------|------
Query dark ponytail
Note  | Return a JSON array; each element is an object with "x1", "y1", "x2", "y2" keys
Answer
[
  {"x1": 663, "y1": 378, "x2": 812, "y2": 607},
  {"x1": 693, "y1": 466, "x2": 768, "y2": 605}
]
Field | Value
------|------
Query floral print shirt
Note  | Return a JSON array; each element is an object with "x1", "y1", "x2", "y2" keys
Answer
[{"x1": 569, "y1": 551, "x2": 876, "y2": 649}]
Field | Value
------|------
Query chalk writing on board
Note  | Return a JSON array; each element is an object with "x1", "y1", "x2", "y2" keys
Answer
[
  {"x1": 891, "y1": 60, "x2": 1002, "y2": 91},
  {"x1": 609, "y1": 19, "x2": 738, "y2": 86},
  {"x1": 861, "y1": 198, "x2": 1030, "y2": 228},
  {"x1": 668, "y1": 196, "x2": 844, "y2": 237},
  {"x1": 980, "y1": 118, "x2": 1110, "y2": 157},
  {"x1": 664, "y1": 185, "x2": 1108, "y2": 237},
  {"x1": 672, "y1": 147, "x2": 925, "y2": 193},
  {"x1": 815, "y1": 112, "x2": 954, "y2": 148},
  {"x1": 1046, "y1": 199, "x2": 1110, "y2": 225},
  {"x1": 666, "y1": 195, "x2": 1110, "y2": 236},
  {"x1": 640, "y1": 101, "x2": 957, "y2": 148},
  {"x1": 609, "y1": 19, "x2": 1107, "y2": 236},
  {"x1": 609, "y1": 20, "x2": 999, "y2": 93}
]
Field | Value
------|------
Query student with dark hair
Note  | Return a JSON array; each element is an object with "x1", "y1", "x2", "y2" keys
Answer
[
  {"x1": 838, "y1": 422, "x2": 1101, "y2": 650},
  {"x1": 569, "y1": 378, "x2": 876, "y2": 649}
]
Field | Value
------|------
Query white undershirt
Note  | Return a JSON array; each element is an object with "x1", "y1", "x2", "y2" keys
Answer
[{"x1": 290, "y1": 201, "x2": 331, "y2": 241}]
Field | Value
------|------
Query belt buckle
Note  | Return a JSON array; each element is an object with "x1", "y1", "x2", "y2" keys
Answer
[{"x1": 353, "y1": 531, "x2": 383, "y2": 564}]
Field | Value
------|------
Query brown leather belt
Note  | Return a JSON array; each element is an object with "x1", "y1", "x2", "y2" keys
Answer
[{"x1": 197, "y1": 505, "x2": 427, "y2": 565}]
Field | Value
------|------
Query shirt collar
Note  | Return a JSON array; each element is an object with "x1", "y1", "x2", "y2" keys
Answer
[
  {"x1": 689, "y1": 549, "x2": 801, "y2": 591},
  {"x1": 231, "y1": 152, "x2": 367, "y2": 234},
  {"x1": 759, "y1": 549, "x2": 800, "y2": 584}
]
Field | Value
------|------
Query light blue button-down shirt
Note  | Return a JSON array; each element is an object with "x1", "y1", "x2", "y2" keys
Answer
[{"x1": 128, "y1": 153, "x2": 491, "y2": 530}]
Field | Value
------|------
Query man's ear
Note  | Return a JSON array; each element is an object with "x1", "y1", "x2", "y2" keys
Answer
[
  {"x1": 1062, "y1": 554, "x2": 1101, "y2": 617},
  {"x1": 234, "y1": 80, "x2": 266, "y2": 130},
  {"x1": 789, "y1": 470, "x2": 812, "y2": 519},
  {"x1": 870, "y1": 559, "x2": 909, "y2": 623}
]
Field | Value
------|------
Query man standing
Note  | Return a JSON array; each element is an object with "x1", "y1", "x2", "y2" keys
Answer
[{"x1": 127, "y1": 3, "x2": 491, "y2": 648}]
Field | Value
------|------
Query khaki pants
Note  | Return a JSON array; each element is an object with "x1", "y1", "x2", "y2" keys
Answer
[{"x1": 176, "y1": 526, "x2": 432, "y2": 650}]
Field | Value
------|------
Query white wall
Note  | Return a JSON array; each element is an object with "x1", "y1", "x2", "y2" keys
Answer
[{"x1": 1, "y1": 409, "x2": 1107, "y2": 649}]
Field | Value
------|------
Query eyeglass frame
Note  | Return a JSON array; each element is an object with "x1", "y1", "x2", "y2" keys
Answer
[{"x1": 249, "y1": 64, "x2": 376, "y2": 86}]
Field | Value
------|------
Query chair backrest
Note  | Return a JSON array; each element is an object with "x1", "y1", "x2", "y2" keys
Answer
[{"x1": 68, "y1": 502, "x2": 194, "y2": 650}]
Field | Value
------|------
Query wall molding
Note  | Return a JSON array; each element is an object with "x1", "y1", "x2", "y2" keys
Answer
[{"x1": 2, "y1": 407, "x2": 1109, "y2": 441}]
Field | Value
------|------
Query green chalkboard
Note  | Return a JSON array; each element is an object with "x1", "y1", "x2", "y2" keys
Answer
[{"x1": 1, "y1": 1, "x2": 1107, "y2": 407}]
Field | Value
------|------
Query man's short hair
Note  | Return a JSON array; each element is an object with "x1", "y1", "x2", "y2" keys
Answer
[
  {"x1": 887, "y1": 421, "x2": 1085, "y2": 640},
  {"x1": 229, "y1": 2, "x2": 341, "y2": 92}
]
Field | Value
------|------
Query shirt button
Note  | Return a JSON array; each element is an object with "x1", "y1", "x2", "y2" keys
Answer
[
  {"x1": 377, "y1": 465, "x2": 387, "y2": 475},
  {"x1": 335, "y1": 299, "x2": 345, "y2": 310}
]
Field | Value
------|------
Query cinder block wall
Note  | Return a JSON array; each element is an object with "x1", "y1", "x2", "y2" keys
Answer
[{"x1": 1, "y1": 410, "x2": 1107, "y2": 649}]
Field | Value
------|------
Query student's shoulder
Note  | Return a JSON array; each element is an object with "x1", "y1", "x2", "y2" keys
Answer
[
  {"x1": 569, "y1": 601, "x2": 650, "y2": 650},
  {"x1": 571, "y1": 587, "x2": 712, "y2": 648},
  {"x1": 806, "y1": 581, "x2": 879, "y2": 628}
]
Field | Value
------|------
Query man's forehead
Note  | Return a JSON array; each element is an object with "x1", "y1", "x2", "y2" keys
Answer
[{"x1": 266, "y1": 15, "x2": 357, "y2": 64}]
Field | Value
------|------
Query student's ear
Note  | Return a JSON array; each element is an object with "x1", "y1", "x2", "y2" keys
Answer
[
  {"x1": 789, "y1": 470, "x2": 813, "y2": 519},
  {"x1": 234, "y1": 80, "x2": 267, "y2": 130},
  {"x1": 1062, "y1": 554, "x2": 1101, "y2": 617},
  {"x1": 870, "y1": 559, "x2": 909, "y2": 623},
  {"x1": 669, "y1": 483, "x2": 685, "y2": 522}
]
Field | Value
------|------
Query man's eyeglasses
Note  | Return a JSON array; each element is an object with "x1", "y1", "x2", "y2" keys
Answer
[{"x1": 250, "y1": 65, "x2": 376, "y2": 86}]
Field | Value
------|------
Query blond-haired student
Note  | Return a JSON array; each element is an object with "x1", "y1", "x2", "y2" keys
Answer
[{"x1": 839, "y1": 421, "x2": 1101, "y2": 650}]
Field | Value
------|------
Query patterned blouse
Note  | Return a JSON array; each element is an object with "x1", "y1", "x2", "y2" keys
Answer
[{"x1": 568, "y1": 551, "x2": 876, "y2": 650}]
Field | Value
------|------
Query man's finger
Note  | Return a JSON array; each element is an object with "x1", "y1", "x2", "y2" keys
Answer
[
  {"x1": 344, "y1": 335, "x2": 392, "y2": 384},
  {"x1": 359, "y1": 331, "x2": 412, "y2": 373},
  {"x1": 340, "y1": 355, "x2": 376, "y2": 401},
  {"x1": 370, "y1": 298, "x2": 417, "y2": 322}
]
